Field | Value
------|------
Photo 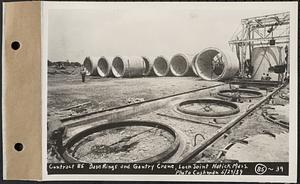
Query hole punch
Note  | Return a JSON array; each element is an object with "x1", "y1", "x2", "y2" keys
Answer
[
  {"x1": 14, "y1": 143, "x2": 23, "y2": 151},
  {"x1": 11, "y1": 41, "x2": 21, "y2": 50}
]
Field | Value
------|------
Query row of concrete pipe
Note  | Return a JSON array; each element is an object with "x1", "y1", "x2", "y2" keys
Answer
[{"x1": 83, "y1": 47, "x2": 240, "y2": 81}]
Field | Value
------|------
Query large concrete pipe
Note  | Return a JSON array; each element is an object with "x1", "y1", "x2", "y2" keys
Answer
[
  {"x1": 194, "y1": 47, "x2": 239, "y2": 81},
  {"x1": 142, "y1": 56, "x2": 155, "y2": 76},
  {"x1": 191, "y1": 53, "x2": 200, "y2": 76},
  {"x1": 251, "y1": 46, "x2": 283, "y2": 81},
  {"x1": 153, "y1": 56, "x2": 172, "y2": 77},
  {"x1": 97, "y1": 56, "x2": 114, "y2": 77},
  {"x1": 83, "y1": 56, "x2": 99, "y2": 76},
  {"x1": 112, "y1": 56, "x2": 146, "y2": 78},
  {"x1": 170, "y1": 54, "x2": 198, "y2": 76}
]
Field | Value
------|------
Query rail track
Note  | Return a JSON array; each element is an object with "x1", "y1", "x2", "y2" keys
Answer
[
  {"x1": 61, "y1": 83, "x2": 225, "y2": 127},
  {"x1": 177, "y1": 82, "x2": 287, "y2": 163}
]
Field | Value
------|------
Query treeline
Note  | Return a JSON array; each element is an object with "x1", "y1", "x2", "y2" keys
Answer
[{"x1": 48, "y1": 60, "x2": 81, "y2": 67}]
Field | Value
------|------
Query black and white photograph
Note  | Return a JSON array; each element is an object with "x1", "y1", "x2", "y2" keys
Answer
[{"x1": 44, "y1": 2, "x2": 297, "y2": 182}]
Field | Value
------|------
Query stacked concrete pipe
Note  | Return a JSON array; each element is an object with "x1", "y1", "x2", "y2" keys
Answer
[
  {"x1": 83, "y1": 56, "x2": 99, "y2": 76},
  {"x1": 170, "y1": 54, "x2": 198, "y2": 76},
  {"x1": 194, "y1": 47, "x2": 239, "y2": 81},
  {"x1": 142, "y1": 56, "x2": 155, "y2": 76},
  {"x1": 153, "y1": 56, "x2": 172, "y2": 77},
  {"x1": 191, "y1": 53, "x2": 200, "y2": 76},
  {"x1": 97, "y1": 56, "x2": 114, "y2": 77},
  {"x1": 112, "y1": 56, "x2": 146, "y2": 78}
]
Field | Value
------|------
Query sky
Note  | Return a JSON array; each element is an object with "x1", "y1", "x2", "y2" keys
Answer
[{"x1": 47, "y1": 2, "x2": 296, "y2": 63}]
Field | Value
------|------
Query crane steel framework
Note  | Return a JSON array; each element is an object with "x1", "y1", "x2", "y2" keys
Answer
[{"x1": 229, "y1": 12, "x2": 290, "y2": 78}]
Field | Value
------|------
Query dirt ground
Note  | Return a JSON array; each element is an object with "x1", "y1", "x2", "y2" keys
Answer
[
  {"x1": 48, "y1": 70, "x2": 221, "y2": 118},
  {"x1": 71, "y1": 126, "x2": 174, "y2": 163},
  {"x1": 47, "y1": 66, "x2": 289, "y2": 163}
]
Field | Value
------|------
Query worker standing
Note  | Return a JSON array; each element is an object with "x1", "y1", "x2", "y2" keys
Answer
[
  {"x1": 80, "y1": 66, "x2": 87, "y2": 82},
  {"x1": 261, "y1": 73, "x2": 266, "y2": 80},
  {"x1": 244, "y1": 59, "x2": 253, "y2": 78}
]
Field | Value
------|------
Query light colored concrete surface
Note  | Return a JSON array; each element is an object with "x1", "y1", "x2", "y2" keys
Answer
[{"x1": 225, "y1": 133, "x2": 289, "y2": 162}]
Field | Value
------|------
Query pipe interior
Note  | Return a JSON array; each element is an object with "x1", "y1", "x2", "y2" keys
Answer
[
  {"x1": 171, "y1": 55, "x2": 188, "y2": 75},
  {"x1": 97, "y1": 58, "x2": 109, "y2": 76},
  {"x1": 196, "y1": 50, "x2": 225, "y2": 80},
  {"x1": 112, "y1": 57, "x2": 125, "y2": 77},
  {"x1": 142, "y1": 57, "x2": 150, "y2": 74},
  {"x1": 192, "y1": 55, "x2": 198, "y2": 75},
  {"x1": 154, "y1": 57, "x2": 168, "y2": 76},
  {"x1": 83, "y1": 58, "x2": 93, "y2": 75}
]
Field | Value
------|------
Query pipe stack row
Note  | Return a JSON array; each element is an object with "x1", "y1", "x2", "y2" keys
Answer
[{"x1": 83, "y1": 47, "x2": 240, "y2": 81}]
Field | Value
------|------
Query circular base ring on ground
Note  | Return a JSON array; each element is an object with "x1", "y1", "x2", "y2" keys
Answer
[
  {"x1": 262, "y1": 111, "x2": 289, "y2": 129},
  {"x1": 217, "y1": 89, "x2": 263, "y2": 99},
  {"x1": 62, "y1": 120, "x2": 180, "y2": 163},
  {"x1": 176, "y1": 99, "x2": 240, "y2": 117}
]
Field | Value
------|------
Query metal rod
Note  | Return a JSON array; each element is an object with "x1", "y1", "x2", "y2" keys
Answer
[
  {"x1": 229, "y1": 35, "x2": 289, "y2": 44},
  {"x1": 156, "y1": 113, "x2": 222, "y2": 128},
  {"x1": 109, "y1": 126, "x2": 157, "y2": 147},
  {"x1": 178, "y1": 83, "x2": 287, "y2": 163},
  {"x1": 241, "y1": 12, "x2": 289, "y2": 22},
  {"x1": 250, "y1": 41, "x2": 290, "y2": 46},
  {"x1": 61, "y1": 83, "x2": 224, "y2": 122},
  {"x1": 61, "y1": 102, "x2": 91, "y2": 111},
  {"x1": 194, "y1": 133, "x2": 206, "y2": 147}
]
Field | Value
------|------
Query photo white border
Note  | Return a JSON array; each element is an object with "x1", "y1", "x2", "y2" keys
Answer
[
  {"x1": 41, "y1": 1, "x2": 48, "y2": 181},
  {"x1": 2, "y1": 3, "x2": 7, "y2": 180},
  {"x1": 41, "y1": 2, "x2": 298, "y2": 182}
]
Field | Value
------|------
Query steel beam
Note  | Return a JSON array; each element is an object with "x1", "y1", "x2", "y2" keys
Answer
[{"x1": 229, "y1": 35, "x2": 289, "y2": 44}]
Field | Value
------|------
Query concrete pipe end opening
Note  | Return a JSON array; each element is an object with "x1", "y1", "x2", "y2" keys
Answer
[
  {"x1": 170, "y1": 54, "x2": 190, "y2": 77},
  {"x1": 142, "y1": 56, "x2": 153, "y2": 76},
  {"x1": 97, "y1": 57, "x2": 112, "y2": 77},
  {"x1": 112, "y1": 56, "x2": 126, "y2": 78},
  {"x1": 83, "y1": 56, "x2": 99, "y2": 76},
  {"x1": 83, "y1": 57, "x2": 93, "y2": 76},
  {"x1": 153, "y1": 56, "x2": 170, "y2": 77},
  {"x1": 191, "y1": 54, "x2": 200, "y2": 76},
  {"x1": 195, "y1": 47, "x2": 239, "y2": 81}
]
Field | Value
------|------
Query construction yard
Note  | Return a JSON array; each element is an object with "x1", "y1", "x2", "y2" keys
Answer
[
  {"x1": 46, "y1": 11, "x2": 290, "y2": 165},
  {"x1": 47, "y1": 64, "x2": 289, "y2": 164}
]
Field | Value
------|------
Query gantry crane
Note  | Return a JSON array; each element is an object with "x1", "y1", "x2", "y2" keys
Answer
[{"x1": 229, "y1": 12, "x2": 290, "y2": 80}]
